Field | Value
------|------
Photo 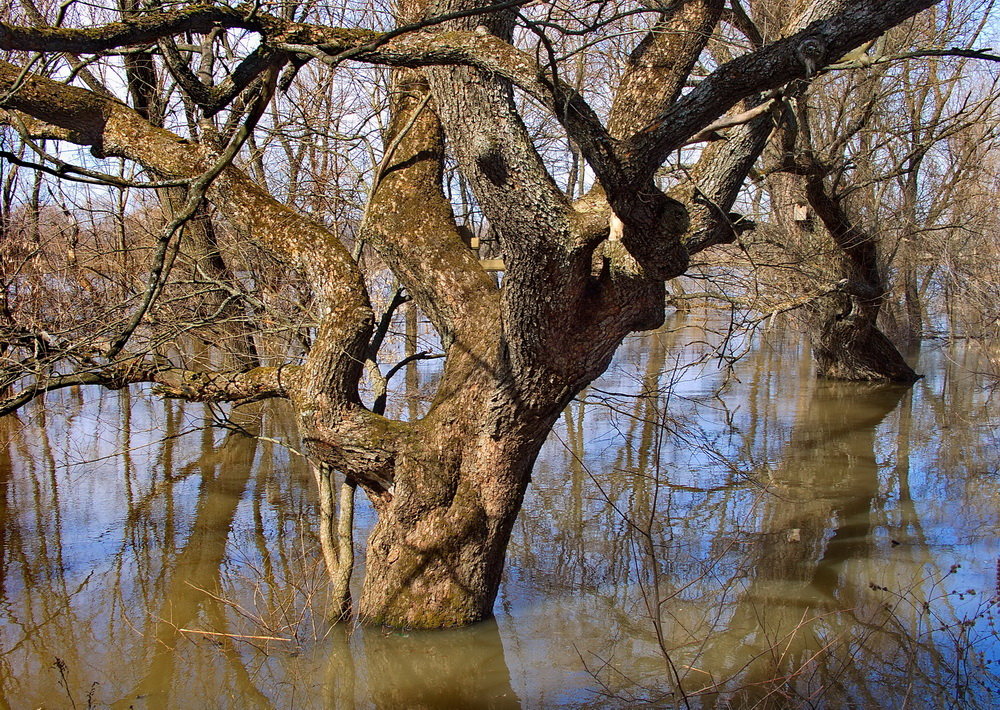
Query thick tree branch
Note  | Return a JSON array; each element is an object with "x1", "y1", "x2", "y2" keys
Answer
[
  {"x1": 0, "y1": 5, "x2": 277, "y2": 53},
  {"x1": 360, "y1": 69, "x2": 498, "y2": 345},
  {"x1": 621, "y1": 0, "x2": 941, "y2": 187},
  {"x1": 151, "y1": 364, "x2": 298, "y2": 402},
  {"x1": 0, "y1": 360, "x2": 296, "y2": 417},
  {"x1": 420, "y1": 2, "x2": 614, "y2": 409},
  {"x1": 0, "y1": 0, "x2": 537, "y2": 54},
  {"x1": 0, "y1": 59, "x2": 374, "y2": 409},
  {"x1": 607, "y1": 0, "x2": 725, "y2": 140}
]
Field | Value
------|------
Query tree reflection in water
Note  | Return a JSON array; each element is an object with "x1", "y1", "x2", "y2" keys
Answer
[{"x1": 0, "y1": 312, "x2": 998, "y2": 708}]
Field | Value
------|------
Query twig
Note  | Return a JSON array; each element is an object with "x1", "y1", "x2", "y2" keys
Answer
[{"x1": 178, "y1": 628, "x2": 292, "y2": 642}]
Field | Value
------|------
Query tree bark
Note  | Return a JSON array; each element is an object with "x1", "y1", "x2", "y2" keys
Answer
[{"x1": 358, "y1": 421, "x2": 547, "y2": 627}]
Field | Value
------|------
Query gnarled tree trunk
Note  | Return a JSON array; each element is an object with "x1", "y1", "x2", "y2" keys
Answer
[{"x1": 358, "y1": 415, "x2": 548, "y2": 627}]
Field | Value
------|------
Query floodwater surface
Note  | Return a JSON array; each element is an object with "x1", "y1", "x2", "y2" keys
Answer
[{"x1": 1, "y1": 313, "x2": 998, "y2": 708}]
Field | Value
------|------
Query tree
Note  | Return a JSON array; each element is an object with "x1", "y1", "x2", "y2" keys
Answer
[
  {"x1": 0, "y1": 0, "x2": 945, "y2": 628},
  {"x1": 758, "y1": 0, "x2": 997, "y2": 381}
]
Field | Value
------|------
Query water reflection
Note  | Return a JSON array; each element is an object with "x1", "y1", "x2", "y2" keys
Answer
[
  {"x1": 0, "y1": 312, "x2": 998, "y2": 708},
  {"x1": 692, "y1": 382, "x2": 909, "y2": 707},
  {"x1": 358, "y1": 621, "x2": 519, "y2": 709},
  {"x1": 118, "y1": 412, "x2": 262, "y2": 709}
]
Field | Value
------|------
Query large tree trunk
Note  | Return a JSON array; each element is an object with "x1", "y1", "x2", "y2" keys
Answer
[
  {"x1": 306, "y1": 328, "x2": 569, "y2": 628},
  {"x1": 359, "y1": 421, "x2": 547, "y2": 627}
]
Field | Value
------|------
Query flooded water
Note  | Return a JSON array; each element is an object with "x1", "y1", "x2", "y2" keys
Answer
[{"x1": 1, "y1": 313, "x2": 999, "y2": 708}]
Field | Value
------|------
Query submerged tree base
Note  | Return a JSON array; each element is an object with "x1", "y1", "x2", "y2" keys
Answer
[{"x1": 815, "y1": 314, "x2": 921, "y2": 383}]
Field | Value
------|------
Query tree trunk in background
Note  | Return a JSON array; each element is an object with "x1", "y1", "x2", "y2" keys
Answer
[
  {"x1": 897, "y1": 164, "x2": 925, "y2": 347},
  {"x1": 764, "y1": 94, "x2": 919, "y2": 383},
  {"x1": 804, "y1": 174, "x2": 920, "y2": 382}
]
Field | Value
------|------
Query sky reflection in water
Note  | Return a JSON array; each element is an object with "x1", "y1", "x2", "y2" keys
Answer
[{"x1": 1, "y1": 312, "x2": 998, "y2": 708}]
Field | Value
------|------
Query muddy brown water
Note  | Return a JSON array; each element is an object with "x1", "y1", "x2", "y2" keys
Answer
[{"x1": 1, "y1": 313, "x2": 998, "y2": 708}]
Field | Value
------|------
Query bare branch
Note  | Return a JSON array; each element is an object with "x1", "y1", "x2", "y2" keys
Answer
[
  {"x1": 683, "y1": 97, "x2": 778, "y2": 145},
  {"x1": 622, "y1": 0, "x2": 941, "y2": 187},
  {"x1": 0, "y1": 360, "x2": 296, "y2": 417}
]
